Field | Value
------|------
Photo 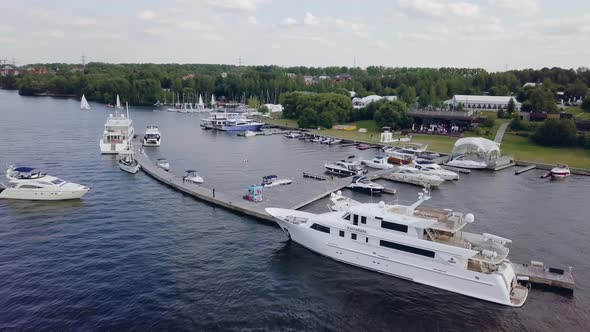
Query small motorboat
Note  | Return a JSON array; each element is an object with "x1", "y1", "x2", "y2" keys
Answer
[
  {"x1": 262, "y1": 175, "x2": 293, "y2": 187},
  {"x1": 285, "y1": 132, "x2": 302, "y2": 138},
  {"x1": 362, "y1": 156, "x2": 393, "y2": 170},
  {"x1": 356, "y1": 144, "x2": 371, "y2": 150},
  {"x1": 347, "y1": 175, "x2": 385, "y2": 194},
  {"x1": 312, "y1": 137, "x2": 323, "y2": 143},
  {"x1": 550, "y1": 164, "x2": 570, "y2": 179},
  {"x1": 328, "y1": 191, "x2": 360, "y2": 212},
  {"x1": 328, "y1": 139, "x2": 341, "y2": 145},
  {"x1": 387, "y1": 151, "x2": 415, "y2": 165},
  {"x1": 325, "y1": 160, "x2": 367, "y2": 176},
  {"x1": 445, "y1": 155, "x2": 488, "y2": 169},
  {"x1": 183, "y1": 170, "x2": 204, "y2": 184},
  {"x1": 156, "y1": 158, "x2": 170, "y2": 171}
]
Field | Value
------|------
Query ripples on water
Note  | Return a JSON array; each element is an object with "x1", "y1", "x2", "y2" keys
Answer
[{"x1": 0, "y1": 90, "x2": 588, "y2": 331}]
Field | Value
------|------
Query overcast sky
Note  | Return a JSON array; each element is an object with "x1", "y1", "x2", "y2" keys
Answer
[{"x1": 1, "y1": 0, "x2": 589, "y2": 71}]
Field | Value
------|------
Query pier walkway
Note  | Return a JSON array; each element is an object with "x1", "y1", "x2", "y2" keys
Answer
[{"x1": 494, "y1": 122, "x2": 509, "y2": 143}]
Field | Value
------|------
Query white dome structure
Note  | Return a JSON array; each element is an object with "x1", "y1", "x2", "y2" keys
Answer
[{"x1": 451, "y1": 137, "x2": 501, "y2": 161}]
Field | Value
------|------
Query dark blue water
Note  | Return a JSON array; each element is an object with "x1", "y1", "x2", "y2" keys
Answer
[{"x1": 0, "y1": 89, "x2": 588, "y2": 331}]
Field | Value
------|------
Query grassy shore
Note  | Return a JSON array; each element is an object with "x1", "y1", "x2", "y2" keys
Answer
[{"x1": 261, "y1": 116, "x2": 590, "y2": 169}]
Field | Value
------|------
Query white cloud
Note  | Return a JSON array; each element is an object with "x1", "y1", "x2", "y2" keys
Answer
[
  {"x1": 206, "y1": 0, "x2": 266, "y2": 12},
  {"x1": 304, "y1": 12, "x2": 319, "y2": 25},
  {"x1": 489, "y1": 0, "x2": 540, "y2": 13},
  {"x1": 280, "y1": 17, "x2": 297, "y2": 26},
  {"x1": 397, "y1": 0, "x2": 480, "y2": 18},
  {"x1": 247, "y1": 16, "x2": 257, "y2": 24},
  {"x1": 48, "y1": 30, "x2": 65, "y2": 39},
  {"x1": 375, "y1": 40, "x2": 390, "y2": 49},
  {"x1": 73, "y1": 17, "x2": 97, "y2": 26},
  {"x1": 137, "y1": 9, "x2": 156, "y2": 20}
]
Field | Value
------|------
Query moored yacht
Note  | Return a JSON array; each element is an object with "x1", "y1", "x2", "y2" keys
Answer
[
  {"x1": 325, "y1": 160, "x2": 367, "y2": 176},
  {"x1": 445, "y1": 155, "x2": 488, "y2": 169},
  {"x1": 266, "y1": 190, "x2": 529, "y2": 307},
  {"x1": 99, "y1": 97, "x2": 135, "y2": 154},
  {"x1": 387, "y1": 167, "x2": 445, "y2": 187},
  {"x1": 143, "y1": 126, "x2": 161, "y2": 147},
  {"x1": 413, "y1": 162, "x2": 460, "y2": 181},
  {"x1": 0, "y1": 166, "x2": 89, "y2": 200},
  {"x1": 347, "y1": 175, "x2": 384, "y2": 194},
  {"x1": 362, "y1": 156, "x2": 393, "y2": 170}
]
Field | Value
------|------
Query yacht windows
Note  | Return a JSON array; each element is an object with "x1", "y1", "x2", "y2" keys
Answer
[
  {"x1": 381, "y1": 220, "x2": 408, "y2": 233},
  {"x1": 365, "y1": 237, "x2": 369, "y2": 243},
  {"x1": 19, "y1": 185, "x2": 42, "y2": 189},
  {"x1": 379, "y1": 240, "x2": 435, "y2": 258},
  {"x1": 339, "y1": 230, "x2": 344, "y2": 237},
  {"x1": 361, "y1": 216, "x2": 367, "y2": 224},
  {"x1": 353, "y1": 214, "x2": 358, "y2": 225},
  {"x1": 310, "y1": 223, "x2": 330, "y2": 234},
  {"x1": 351, "y1": 233, "x2": 357, "y2": 240},
  {"x1": 51, "y1": 179, "x2": 64, "y2": 185},
  {"x1": 342, "y1": 213, "x2": 351, "y2": 221}
]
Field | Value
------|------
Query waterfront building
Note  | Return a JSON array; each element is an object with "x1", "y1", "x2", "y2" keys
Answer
[{"x1": 445, "y1": 95, "x2": 521, "y2": 111}]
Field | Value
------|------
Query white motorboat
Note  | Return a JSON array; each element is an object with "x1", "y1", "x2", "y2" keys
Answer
[
  {"x1": 143, "y1": 126, "x2": 161, "y2": 147},
  {"x1": 285, "y1": 132, "x2": 302, "y2": 138},
  {"x1": 328, "y1": 139, "x2": 341, "y2": 145},
  {"x1": 413, "y1": 162, "x2": 459, "y2": 181},
  {"x1": 327, "y1": 191, "x2": 360, "y2": 212},
  {"x1": 262, "y1": 175, "x2": 293, "y2": 187},
  {"x1": 265, "y1": 189, "x2": 529, "y2": 307},
  {"x1": 347, "y1": 175, "x2": 385, "y2": 194},
  {"x1": 99, "y1": 98, "x2": 135, "y2": 154},
  {"x1": 0, "y1": 166, "x2": 89, "y2": 200},
  {"x1": 387, "y1": 167, "x2": 444, "y2": 187},
  {"x1": 156, "y1": 158, "x2": 170, "y2": 171},
  {"x1": 325, "y1": 160, "x2": 367, "y2": 177},
  {"x1": 362, "y1": 156, "x2": 393, "y2": 170},
  {"x1": 80, "y1": 94, "x2": 90, "y2": 110},
  {"x1": 550, "y1": 164, "x2": 570, "y2": 179},
  {"x1": 117, "y1": 149, "x2": 140, "y2": 174},
  {"x1": 183, "y1": 170, "x2": 203, "y2": 184},
  {"x1": 445, "y1": 155, "x2": 488, "y2": 169}
]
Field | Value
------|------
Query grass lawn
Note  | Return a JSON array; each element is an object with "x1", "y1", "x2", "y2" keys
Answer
[
  {"x1": 501, "y1": 134, "x2": 590, "y2": 168},
  {"x1": 568, "y1": 106, "x2": 590, "y2": 120}
]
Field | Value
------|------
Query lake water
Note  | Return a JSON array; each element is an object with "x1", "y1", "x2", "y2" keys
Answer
[{"x1": 0, "y1": 89, "x2": 588, "y2": 331}]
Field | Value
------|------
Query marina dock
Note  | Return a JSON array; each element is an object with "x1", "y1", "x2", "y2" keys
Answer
[{"x1": 514, "y1": 261, "x2": 575, "y2": 293}]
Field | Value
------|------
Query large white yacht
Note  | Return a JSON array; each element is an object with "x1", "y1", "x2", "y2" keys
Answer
[
  {"x1": 266, "y1": 190, "x2": 529, "y2": 307},
  {"x1": 143, "y1": 126, "x2": 161, "y2": 147},
  {"x1": 0, "y1": 166, "x2": 89, "y2": 200},
  {"x1": 99, "y1": 98, "x2": 135, "y2": 154}
]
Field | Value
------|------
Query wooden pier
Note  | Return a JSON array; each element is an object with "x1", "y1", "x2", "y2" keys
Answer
[
  {"x1": 515, "y1": 165, "x2": 536, "y2": 175},
  {"x1": 513, "y1": 261, "x2": 575, "y2": 293},
  {"x1": 303, "y1": 172, "x2": 329, "y2": 181},
  {"x1": 441, "y1": 165, "x2": 471, "y2": 174}
]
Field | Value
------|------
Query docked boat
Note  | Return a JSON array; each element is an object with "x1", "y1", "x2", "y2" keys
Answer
[
  {"x1": 325, "y1": 160, "x2": 367, "y2": 176},
  {"x1": 285, "y1": 132, "x2": 302, "y2": 138},
  {"x1": 262, "y1": 175, "x2": 293, "y2": 187},
  {"x1": 266, "y1": 189, "x2": 529, "y2": 307},
  {"x1": 200, "y1": 112, "x2": 263, "y2": 131},
  {"x1": 80, "y1": 94, "x2": 90, "y2": 110},
  {"x1": 156, "y1": 158, "x2": 170, "y2": 171},
  {"x1": 0, "y1": 166, "x2": 89, "y2": 200},
  {"x1": 387, "y1": 150, "x2": 415, "y2": 165},
  {"x1": 183, "y1": 170, "x2": 203, "y2": 184},
  {"x1": 387, "y1": 167, "x2": 444, "y2": 187},
  {"x1": 413, "y1": 163, "x2": 460, "y2": 181},
  {"x1": 143, "y1": 126, "x2": 161, "y2": 147},
  {"x1": 356, "y1": 144, "x2": 371, "y2": 150},
  {"x1": 117, "y1": 148, "x2": 140, "y2": 174},
  {"x1": 99, "y1": 97, "x2": 135, "y2": 154},
  {"x1": 550, "y1": 164, "x2": 570, "y2": 179},
  {"x1": 445, "y1": 155, "x2": 488, "y2": 169},
  {"x1": 347, "y1": 175, "x2": 385, "y2": 194},
  {"x1": 327, "y1": 191, "x2": 360, "y2": 212},
  {"x1": 362, "y1": 156, "x2": 393, "y2": 170}
]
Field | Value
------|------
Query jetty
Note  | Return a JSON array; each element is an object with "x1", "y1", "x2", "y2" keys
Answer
[
  {"x1": 515, "y1": 165, "x2": 536, "y2": 175},
  {"x1": 514, "y1": 261, "x2": 575, "y2": 293}
]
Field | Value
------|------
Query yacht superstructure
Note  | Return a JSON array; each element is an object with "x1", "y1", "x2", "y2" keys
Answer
[
  {"x1": 99, "y1": 97, "x2": 135, "y2": 154},
  {"x1": 266, "y1": 190, "x2": 528, "y2": 307}
]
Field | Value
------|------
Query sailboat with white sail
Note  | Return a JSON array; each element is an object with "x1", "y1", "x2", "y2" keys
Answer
[{"x1": 80, "y1": 94, "x2": 90, "y2": 110}]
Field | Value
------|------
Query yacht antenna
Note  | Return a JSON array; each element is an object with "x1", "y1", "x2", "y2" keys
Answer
[{"x1": 126, "y1": 102, "x2": 130, "y2": 119}]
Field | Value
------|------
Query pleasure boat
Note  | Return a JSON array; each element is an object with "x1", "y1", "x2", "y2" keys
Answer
[
  {"x1": 200, "y1": 112, "x2": 263, "y2": 131},
  {"x1": 413, "y1": 163, "x2": 460, "y2": 181},
  {"x1": 445, "y1": 155, "x2": 488, "y2": 169},
  {"x1": 99, "y1": 98, "x2": 135, "y2": 154},
  {"x1": 183, "y1": 170, "x2": 203, "y2": 184},
  {"x1": 550, "y1": 164, "x2": 570, "y2": 179},
  {"x1": 347, "y1": 175, "x2": 385, "y2": 194},
  {"x1": 285, "y1": 132, "x2": 302, "y2": 138},
  {"x1": 325, "y1": 160, "x2": 367, "y2": 177},
  {"x1": 387, "y1": 150, "x2": 415, "y2": 165},
  {"x1": 0, "y1": 166, "x2": 89, "y2": 200},
  {"x1": 362, "y1": 156, "x2": 393, "y2": 170},
  {"x1": 356, "y1": 144, "x2": 371, "y2": 150},
  {"x1": 156, "y1": 158, "x2": 170, "y2": 171},
  {"x1": 265, "y1": 189, "x2": 529, "y2": 307},
  {"x1": 143, "y1": 126, "x2": 161, "y2": 147},
  {"x1": 262, "y1": 175, "x2": 293, "y2": 187},
  {"x1": 327, "y1": 191, "x2": 360, "y2": 212},
  {"x1": 117, "y1": 149, "x2": 140, "y2": 174},
  {"x1": 387, "y1": 167, "x2": 444, "y2": 187},
  {"x1": 80, "y1": 94, "x2": 90, "y2": 110}
]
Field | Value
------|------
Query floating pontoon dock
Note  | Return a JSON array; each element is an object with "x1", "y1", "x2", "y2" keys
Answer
[{"x1": 514, "y1": 261, "x2": 575, "y2": 293}]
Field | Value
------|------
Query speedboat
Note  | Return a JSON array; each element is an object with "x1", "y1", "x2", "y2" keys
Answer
[
  {"x1": 327, "y1": 191, "x2": 360, "y2": 212},
  {"x1": 550, "y1": 164, "x2": 570, "y2": 179},
  {"x1": 156, "y1": 158, "x2": 170, "y2": 171},
  {"x1": 99, "y1": 97, "x2": 135, "y2": 154},
  {"x1": 362, "y1": 156, "x2": 393, "y2": 170},
  {"x1": 262, "y1": 175, "x2": 293, "y2": 187},
  {"x1": 143, "y1": 126, "x2": 161, "y2": 147},
  {"x1": 347, "y1": 175, "x2": 385, "y2": 194},
  {"x1": 413, "y1": 163, "x2": 459, "y2": 181},
  {"x1": 387, "y1": 166, "x2": 444, "y2": 187},
  {"x1": 445, "y1": 155, "x2": 488, "y2": 169},
  {"x1": 118, "y1": 150, "x2": 140, "y2": 174},
  {"x1": 0, "y1": 166, "x2": 89, "y2": 200},
  {"x1": 325, "y1": 160, "x2": 367, "y2": 176},
  {"x1": 265, "y1": 189, "x2": 529, "y2": 307},
  {"x1": 183, "y1": 170, "x2": 203, "y2": 184}
]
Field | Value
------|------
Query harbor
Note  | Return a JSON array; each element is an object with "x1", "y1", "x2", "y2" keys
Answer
[{"x1": 1, "y1": 90, "x2": 589, "y2": 330}]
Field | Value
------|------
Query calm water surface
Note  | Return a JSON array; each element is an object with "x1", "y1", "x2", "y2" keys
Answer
[{"x1": 0, "y1": 90, "x2": 588, "y2": 331}]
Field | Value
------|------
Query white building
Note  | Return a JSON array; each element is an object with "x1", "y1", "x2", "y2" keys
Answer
[
  {"x1": 445, "y1": 95, "x2": 521, "y2": 112},
  {"x1": 352, "y1": 95, "x2": 398, "y2": 109}
]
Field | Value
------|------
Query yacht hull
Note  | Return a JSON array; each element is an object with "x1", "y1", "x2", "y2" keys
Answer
[
  {"x1": 99, "y1": 140, "x2": 129, "y2": 154},
  {"x1": 0, "y1": 188, "x2": 89, "y2": 200},
  {"x1": 142, "y1": 140, "x2": 161, "y2": 147},
  {"x1": 221, "y1": 124, "x2": 263, "y2": 131},
  {"x1": 271, "y1": 215, "x2": 524, "y2": 307}
]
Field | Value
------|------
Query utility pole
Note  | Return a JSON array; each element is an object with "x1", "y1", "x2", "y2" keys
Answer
[
  {"x1": 353, "y1": 56, "x2": 356, "y2": 68},
  {"x1": 238, "y1": 56, "x2": 243, "y2": 67},
  {"x1": 81, "y1": 54, "x2": 86, "y2": 66}
]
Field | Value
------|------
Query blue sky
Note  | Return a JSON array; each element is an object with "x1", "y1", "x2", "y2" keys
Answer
[{"x1": 1, "y1": 0, "x2": 589, "y2": 70}]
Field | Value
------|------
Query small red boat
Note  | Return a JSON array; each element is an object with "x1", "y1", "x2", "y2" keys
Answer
[{"x1": 387, "y1": 151, "x2": 415, "y2": 165}]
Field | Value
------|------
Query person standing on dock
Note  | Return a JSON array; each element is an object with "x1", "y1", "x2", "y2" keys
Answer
[{"x1": 213, "y1": 187, "x2": 216, "y2": 198}]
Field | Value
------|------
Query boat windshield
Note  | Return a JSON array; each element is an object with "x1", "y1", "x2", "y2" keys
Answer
[{"x1": 51, "y1": 178, "x2": 65, "y2": 185}]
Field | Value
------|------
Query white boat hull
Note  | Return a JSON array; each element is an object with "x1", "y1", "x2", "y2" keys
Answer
[
  {"x1": 99, "y1": 140, "x2": 129, "y2": 154},
  {"x1": 270, "y1": 213, "x2": 524, "y2": 307},
  {"x1": 362, "y1": 161, "x2": 393, "y2": 170},
  {"x1": 0, "y1": 187, "x2": 89, "y2": 200},
  {"x1": 143, "y1": 140, "x2": 161, "y2": 147},
  {"x1": 445, "y1": 160, "x2": 488, "y2": 169}
]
